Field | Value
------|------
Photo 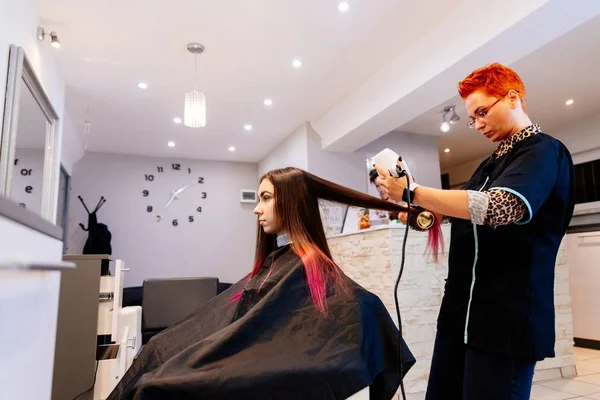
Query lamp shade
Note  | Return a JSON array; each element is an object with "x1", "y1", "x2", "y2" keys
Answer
[{"x1": 184, "y1": 90, "x2": 206, "y2": 128}]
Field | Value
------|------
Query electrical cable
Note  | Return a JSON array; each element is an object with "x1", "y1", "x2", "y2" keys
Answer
[
  {"x1": 394, "y1": 160, "x2": 412, "y2": 400},
  {"x1": 72, "y1": 360, "x2": 99, "y2": 400}
]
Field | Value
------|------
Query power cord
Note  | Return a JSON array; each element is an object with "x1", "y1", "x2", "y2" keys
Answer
[
  {"x1": 394, "y1": 162, "x2": 411, "y2": 400},
  {"x1": 72, "y1": 360, "x2": 99, "y2": 400}
]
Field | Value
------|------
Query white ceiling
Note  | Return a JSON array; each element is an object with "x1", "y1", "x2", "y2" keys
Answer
[
  {"x1": 34, "y1": 0, "x2": 459, "y2": 163},
  {"x1": 398, "y1": 14, "x2": 600, "y2": 171}
]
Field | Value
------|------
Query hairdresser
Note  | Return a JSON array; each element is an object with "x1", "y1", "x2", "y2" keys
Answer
[{"x1": 374, "y1": 62, "x2": 575, "y2": 400}]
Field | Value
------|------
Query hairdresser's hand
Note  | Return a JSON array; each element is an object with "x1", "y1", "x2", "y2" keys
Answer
[{"x1": 373, "y1": 162, "x2": 413, "y2": 202}]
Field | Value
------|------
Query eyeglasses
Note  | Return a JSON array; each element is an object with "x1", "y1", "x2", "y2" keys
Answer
[{"x1": 467, "y1": 95, "x2": 506, "y2": 129}]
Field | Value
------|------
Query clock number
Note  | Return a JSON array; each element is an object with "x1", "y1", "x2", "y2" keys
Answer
[
  {"x1": 147, "y1": 206, "x2": 153, "y2": 212},
  {"x1": 19, "y1": 203, "x2": 26, "y2": 208},
  {"x1": 157, "y1": 166, "x2": 164, "y2": 173},
  {"x1": 143, "y1": 190, "x2": 149, "y2": 197},
  {"x1": 145, "y1": 174, "x2": 155, "y2": 181},
  {"x1": 189, "y1": 216, "x2": 194, "y2": 223},
  {"x1": 188, "y1": 168, "x2": 191, "y2": 174},
  {"x1": 202, "y1": 192, "x2": 207, "y2": 199},
  {"x1": 198, "y1": 177, "x2": 204, "y2": 184},
  {"x1": 14, "y1": 159, "x2": 19, "y2": 166},
  {"x1": 197, "y1": 206, "x2": 202, "y2": 213},
  {"x1": 172, "y1": 163, "x2": 181, "y2": 171},
  {"x1": 25, "y1": 186, "x2": 33, "y2": 194},
  {"x1": 172, "y1": 219, "x2": 178, "y2": 226},
  {"x1": 21, "y1": 169, "x2": 32, "y2": 176}
]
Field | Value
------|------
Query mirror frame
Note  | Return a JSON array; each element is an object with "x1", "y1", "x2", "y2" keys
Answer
[{"x1": 0, "y1": 44, "x2": 60, "y2": 223}]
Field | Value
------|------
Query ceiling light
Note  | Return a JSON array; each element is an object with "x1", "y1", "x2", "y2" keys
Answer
[
  {"x1": 173, "y1": 117, "x2": 182, "y2": 124},
  {"x1": 444, "y1": 148, "x2": 450, "y2": 153},
  {"x1": 184, "y1": 42, "x2": 207, "y2": 128},
  {"x1": 244, "y1": 124, "x2": 253, "y2": 131},
  {"x1": 565, "y1": 99, "x2": 574, "y2": 106},
  {"x1": 292, "y1": 59, "x2": 302, "y2": 68},
  {"x1": 37, "y1": 27, "x2": 61, "y2": 49},
  {"x1": 228, "y1": 146, "x2": 236, "y2": 152},
  {"x1": 338, "y1": 2, "x2": 350, "y2": 12},
  {"x1": 168, "y1": 141, "x2": 175, "y2": 147},
  {"x1": 440, "y1": 122, "x2": 450, "y2": 133},
  {"x1": 50, "y1": 32, "x2": 61, "y2": 48},
  {"x1": 137, "y1": 81, "x2": 148, "y2": 90},
  {"x1": 264, "y1": 98, "x2": 273, "y2": 107}
]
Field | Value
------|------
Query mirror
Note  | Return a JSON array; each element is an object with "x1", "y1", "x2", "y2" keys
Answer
[
  {"x1": 11, "y1": 78, "x2": 49, "y2": 214},
  {"x1": 0, "y1": 45, "x2": 59, "y2": 222}
]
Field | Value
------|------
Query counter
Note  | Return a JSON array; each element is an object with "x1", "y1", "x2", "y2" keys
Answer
[{"x1": 327, "y1": 224, "x2": 576, "y2": 393}]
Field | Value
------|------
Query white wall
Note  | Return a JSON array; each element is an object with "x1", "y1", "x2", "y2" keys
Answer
[
  {"x1": 307, "y1": 124, "x2": 367, "y2": 193},
  {"x1": 11, "y1": 148, "x2": 44, "y2": 214},
  {"x1": 553, "y1": 113, "x2": 600, "y2": 165},
  {"x1": 68, "y1": 152, "x2": 259, "y2": 287},
  {"x1": 259, "y1": 123, "x2": 442, "y2": 194},
  {"x1": 358, "y1": 130, "x2": 442, "y2": 189},
  {"x1": 0, "y1": 0, "x2": 82, "y2": 224},
  {"x1": 60, "y1": 111, "x2": 85, "y2": 176},
  {"x1": 258, "y1": 123, "x2": 309, "y2": 178}
]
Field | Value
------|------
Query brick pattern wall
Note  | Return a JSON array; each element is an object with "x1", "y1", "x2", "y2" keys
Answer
[{"x1": 327, "y1": 225, "x2": 576, "y2": 393}]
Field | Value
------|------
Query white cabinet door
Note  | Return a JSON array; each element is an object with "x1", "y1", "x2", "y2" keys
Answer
[{"x1": 566, "y1": 232, "x2": 600, "y2": 341}]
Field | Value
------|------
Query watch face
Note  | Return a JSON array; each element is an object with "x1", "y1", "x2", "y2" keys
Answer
[{"x1": 142, "y1": 163, "x2": 207, "y2": 226}]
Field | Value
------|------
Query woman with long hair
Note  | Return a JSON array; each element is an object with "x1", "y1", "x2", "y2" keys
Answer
[{"x1": 108, "y1": 167, "x2": 441, "y2": 400}]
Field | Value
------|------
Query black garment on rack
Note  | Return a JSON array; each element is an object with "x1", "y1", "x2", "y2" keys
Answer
[
  {"x1": 79, "y1": 196, "x2": 112, "y2": 274},
  {"x1": 107, "y1": 245, "x2": 415, "y2": 400}
]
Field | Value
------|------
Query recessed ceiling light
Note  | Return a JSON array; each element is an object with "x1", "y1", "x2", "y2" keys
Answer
[
  {"x1": 228, "y1": 146, "x2": 236, "y2": 152},
  {"x1": 264, "y1": 98, "x2": 273, "y2": 107},
  {"x1": 137, "y1": 81, "x2": 148, "y2": 89},
  {"x1": 565, "y1": 99, "x2": 574, "y2": 106},
  {"x1": 292, "y1": 59, "x2": 302, "y2": 68},
  {"x1": 444, "y1": 148, "x2": 450, "y2": 153},
  {"x1": 173, "y1": 117, "x2": 182, "y2": 124},
  {"x1": 168, "y1": 141, "x2": 175, "y2": 147},
  {"x1": 244, "y1": 124, "x2": 253, "y2": 131},
  {"x1": 338, "y1": 1, "x2": 349, "y2": 12}
]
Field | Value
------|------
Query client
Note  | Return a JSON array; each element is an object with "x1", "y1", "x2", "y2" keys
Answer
[{"x1": 108, "y1": 167, "x2": 426, "y2": 400}]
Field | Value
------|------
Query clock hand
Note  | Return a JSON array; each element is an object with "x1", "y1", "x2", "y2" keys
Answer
[{"x1": 165, "y1": 184, "x2": 191, "y2": 208}]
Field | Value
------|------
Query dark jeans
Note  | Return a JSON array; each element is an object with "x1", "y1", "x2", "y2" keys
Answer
[{"x1": 425, "y1": 331, "x2": 536, "y2": 400}]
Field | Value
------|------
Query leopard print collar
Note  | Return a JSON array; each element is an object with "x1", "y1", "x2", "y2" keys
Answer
[{"x1": 494, "y1": 124, "x2": 542, "y2": 158}]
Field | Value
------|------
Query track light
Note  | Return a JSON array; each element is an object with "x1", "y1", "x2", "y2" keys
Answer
[
  {"x1": 37, "y1": 27, "x2": 61, "y2": 48},
  {"x1": 440, "y1": 105, "x2": 459, "y2": 132}
]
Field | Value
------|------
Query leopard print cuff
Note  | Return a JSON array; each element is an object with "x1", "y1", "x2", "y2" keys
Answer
[{"x1": 485, "y1": 189, "x2": 529, "y2": 228}]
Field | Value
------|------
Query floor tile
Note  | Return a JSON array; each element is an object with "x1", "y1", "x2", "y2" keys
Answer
[
  {"x1": 577, "y1": 360, "x2": 600, "y2": 376},
  {"x1": 538, "y1": 378, "x2": 600, "y2": 396},
  {"x1": 574, "y1": 347, "x2": 600, "y2": 361},
  {"x1": 586, "y1": 393, "x2": 600, "y2": 399},
  {"x1": 572, "y1": 373, "x2": 600, "y2": 386},
  {"x1": 530, "y1": 384, "x2": 580, "y2": 400},
  {"x1": 404, "y1": 393, "x2": 425, "y2": 400}
]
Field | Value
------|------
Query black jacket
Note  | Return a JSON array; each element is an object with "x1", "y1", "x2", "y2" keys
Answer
[{"x1": 438, "y1": 132, "x2": 575, "y2": 361}]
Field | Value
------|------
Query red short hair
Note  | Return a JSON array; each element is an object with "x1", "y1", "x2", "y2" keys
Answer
[{"x1": 458, "y1": 62, "x2": 527, "y2": 110}]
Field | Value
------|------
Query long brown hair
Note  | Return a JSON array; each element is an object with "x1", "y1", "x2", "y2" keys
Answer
[{"x1": 238, "y1": 167, "x2": 438, "y2": 315}]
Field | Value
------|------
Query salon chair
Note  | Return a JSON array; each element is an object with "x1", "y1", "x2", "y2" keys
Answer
[{"x1": 141, "y1": 277, "x2": 220, "y2": 344}]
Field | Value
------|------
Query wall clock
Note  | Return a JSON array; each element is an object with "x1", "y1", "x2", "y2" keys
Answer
[{"x1": 142, "y1": 163, "x2": 207, "y2": 226}]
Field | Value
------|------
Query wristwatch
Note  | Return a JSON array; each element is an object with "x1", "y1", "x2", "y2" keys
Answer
[{"x1": 402, "y1": 183, "x2": 421, "y2": 204}]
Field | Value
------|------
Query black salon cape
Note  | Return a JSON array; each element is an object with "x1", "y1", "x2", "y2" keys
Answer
[{"x1": 108, "y1": 245, "x2": 415, "y2": 400}]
